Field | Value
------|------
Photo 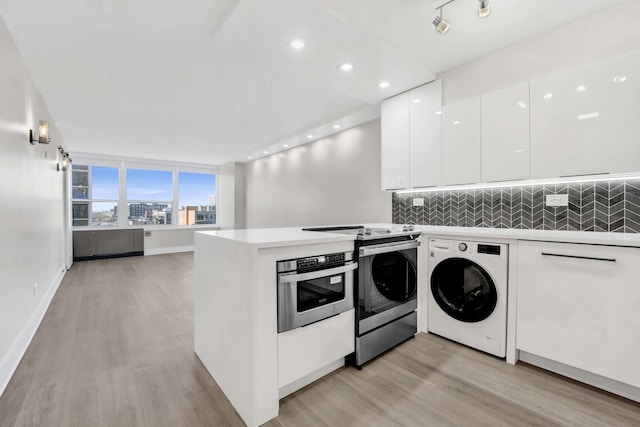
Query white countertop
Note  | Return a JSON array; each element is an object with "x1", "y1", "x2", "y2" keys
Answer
[
  {"x1": 410, "y1": 225, "x2": 640, "y2": 247},
  {"x1": 197, "y1": 227, "x2": 355, "y2": 248},
  {"x1": 197, "y1": 224, "x2": 640, "y2": 248}
]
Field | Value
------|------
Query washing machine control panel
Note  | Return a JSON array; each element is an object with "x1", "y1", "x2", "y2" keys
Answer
[{"x1": 458, "y1": 242, "x2": 468, "y2": 252}]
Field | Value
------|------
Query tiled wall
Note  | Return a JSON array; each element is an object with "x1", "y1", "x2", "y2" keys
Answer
[{"x1": 392, "y1": 179, "x2": 640, "y2": 233}]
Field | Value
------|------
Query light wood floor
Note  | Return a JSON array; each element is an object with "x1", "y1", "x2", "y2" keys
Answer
[{"x1": 1, "y1": 253, "x2": 639, "y2": 427}]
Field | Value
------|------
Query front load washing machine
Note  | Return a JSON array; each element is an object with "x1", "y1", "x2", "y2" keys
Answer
[{"x1": 427, "y1": 238, "x2": 508, "y2": 357}]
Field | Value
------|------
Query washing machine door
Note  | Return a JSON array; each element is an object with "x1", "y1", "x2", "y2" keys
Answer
[{"x1": 430, "y1": 257, "x2": 497, "y2": 323}]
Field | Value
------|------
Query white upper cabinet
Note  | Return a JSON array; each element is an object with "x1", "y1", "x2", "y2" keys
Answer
[
  {"x1": 442, "y1": 97, "x2": 481, "y2": 185},
  {"x1": 410, "y1": 80, "x2": 442, "y2": 188},
  {"x1": 381, "y1": 91, "x2": 410, "y2": 190},
  {"x1": 381, "y1": 80, "x2": 442, "y2": 190},
  {"x1": 530, "y1": 50, "x2": 640, "y2": 178},
  {"x1": 481, "y1": 83, "x2": 530, "y2": 182}
]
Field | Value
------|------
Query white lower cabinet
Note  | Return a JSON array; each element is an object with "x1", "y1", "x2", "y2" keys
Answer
[
  {"x1": 516, "y1": 241, "x2": 640, "y2": 389},
  {"x1": 278, "y1": 309, "x2": 354, "y2": 389}
]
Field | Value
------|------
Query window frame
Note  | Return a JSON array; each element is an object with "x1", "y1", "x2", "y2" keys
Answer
[{"x1": 70, "y1": 154, "x2": 218, "y2": 229}]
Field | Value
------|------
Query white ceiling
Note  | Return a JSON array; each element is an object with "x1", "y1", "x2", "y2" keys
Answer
[{"x1": 0, "y1": 0, "x2": 625, "y2": 165}]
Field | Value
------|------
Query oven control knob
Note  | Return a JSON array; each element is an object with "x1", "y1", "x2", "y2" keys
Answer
[
  {"x1": 402, "y1": 225, "x2": 415, "y2": 232},
  {"x1": 364, "y1": 228, "x2": 372, "y2": 235},
  {"x1": 458, "y1": 242, "x2": 468, "y2": 252}
]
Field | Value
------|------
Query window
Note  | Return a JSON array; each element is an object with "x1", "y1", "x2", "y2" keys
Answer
[
  {"x1": 126, "y1": 169, "x2": 172, "y2": 225},
  {"x1": 71, "y1": 157, "x2": 217, "y2": 228},
  {"x1": 72, "y1": 165, "x2": 119, "y2": 226},
  {"x1": 178, "y1": 172, "x2": 217, "y2": 225}
]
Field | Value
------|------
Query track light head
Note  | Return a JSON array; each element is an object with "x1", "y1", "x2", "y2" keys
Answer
[
  {"x1": 478, "y1": 0, "x2": 491, "y2": 17},
  {"x1": 433, "y1": 15, "x2": 450, "y2": 34}
]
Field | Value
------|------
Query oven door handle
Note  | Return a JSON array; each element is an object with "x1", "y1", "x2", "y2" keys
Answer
[
  {"x1": 278, "y1": 262, "x2": 358, "y2": 284},
  {"x1": 359, "y1": 240, "x2": 420, "y2": 257}
]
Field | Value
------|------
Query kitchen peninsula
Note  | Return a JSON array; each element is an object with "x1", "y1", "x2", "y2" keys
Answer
[{"x1": 194, "y1": 228, "x2": 357, "y2": 427}]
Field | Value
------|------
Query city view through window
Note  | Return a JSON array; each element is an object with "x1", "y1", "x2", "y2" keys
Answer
[{"x1": 72, "y1": 165, "x2": 216, "y2": 226}]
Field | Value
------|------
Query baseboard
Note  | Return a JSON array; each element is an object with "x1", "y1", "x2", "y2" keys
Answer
[
  {"x1": 0, "y1": 264, "x2": 66, "y2": 398},
  {"x1": 74, "y1": 251, "x2": 143, "y2": 261},
  {"x1": 144, "y1": 245, "x2": 194, "y2": 256},
  {"x1": 519, "y1": 351, "x2": 640, "y2": 403}
]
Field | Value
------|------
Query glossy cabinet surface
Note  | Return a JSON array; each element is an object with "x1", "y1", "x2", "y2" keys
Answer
[
  {"x1": 530, "y1": 50, "x2": 640, "y2": 178},
  {"x1": 381, "y1": 91, "x2": 410, "y2": 190},
  {"x1": 278, "y1": 309, "x2": 354, "y2": 389},
  {"x1": 482, "y1": 82, "x2": 530, "y2": 182},
  {"x1": 517, "y1": 241, "x2": 640, "y2": 388},
  {"x1": 442, "y1": 97, "x2": 481, "y2": 185},
  {"x1": 410, "y1": 80, "x2": 442, "y2": 188}
]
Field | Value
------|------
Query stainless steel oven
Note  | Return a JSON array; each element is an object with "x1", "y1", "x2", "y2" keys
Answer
[
  {"x1": 353, "y1": 234, "x2": 420, "y2": 367},
  {"x1": 277, "y1": 251, "x2": 357, "y2": 333}
]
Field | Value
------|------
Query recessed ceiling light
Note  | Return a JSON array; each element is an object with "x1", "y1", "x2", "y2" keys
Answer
[
  {"x1": 452, "y1": 121, "x2": 460, "y2": 125},
  {"x1": 283, "y1": 144, "x2": 289, "y2": 148},
  {"x1": 289, "y1": 39, "x2": 304, "y2": 50},
  {"x1": 339, "y1": 63, "x2": 354, "y2": 72},
  {"x1": 378, "y1": 81, "x2": 390, "y2": 88},
  {"x1": 613, "y1": 75, "x2": 627, "y2": 83},
  {"x1": 263, "y1": 151, "x2": 269, "y2": 155},
  {"x1": 543, "y1": 92, "x2": 553, "y2": 100},
  {"x1": 516, "y1": 101, "x2": 527, "y2": 109},
  {"x1": 247, "y1": 156, "x2": 252, "y2": 159},
  {"x1": 412, "y1": 99, "x2": 422, "y2": 104},
  {"x1": 306, "y1": 134, "x2": 314, "y2": 139},
  {"x1": 434, "y1": 110, "x2": 442, "y2": 115},
  {"x1": 332, "y1": 124, "x2": 341, "y2": 129},
  {"x1": 576, "y1": 85, "x2": 587, "y2": 92}
]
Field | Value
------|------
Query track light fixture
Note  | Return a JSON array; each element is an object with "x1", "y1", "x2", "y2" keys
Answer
[
  {"x1": 434, "y1": 0, "x2": 492, "y2": 34},
  {"x1": 478, "y1": 0, "x2": 491, "y2": 17},
  {"x1": 433, "y1": 8, "x2": 450, "y2": 34}
]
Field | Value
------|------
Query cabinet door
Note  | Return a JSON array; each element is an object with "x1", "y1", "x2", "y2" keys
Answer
[
  {"x1": 482, "y1": 82, "x2": 530, "y2": 182},
  {"x1": 381, "y1": 92, "x2": 410, "y2": 190},
  {"x1": 278, "y1": 309, "x2": 354, "y2": 388},
  {"x1": 516, "y1": 241, "x2": 640, "y2": 388},
  {"x1": 530, "y1": 50, "x2": 640, "y2": 178},
  {"x1": 410, "y1": 80, "x2": 442, "y2": 188},
  {"x1": 442, "y1": 97, "x2": 481, "y2": 185}
]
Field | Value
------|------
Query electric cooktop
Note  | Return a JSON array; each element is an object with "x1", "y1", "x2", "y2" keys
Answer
[{"x1": 302, "y1": 225, "x2": 418, "y2": 241}]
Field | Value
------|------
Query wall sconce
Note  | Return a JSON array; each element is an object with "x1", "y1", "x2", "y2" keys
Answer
[
  {"x1": 57, "y1": 146, "x2": 71, "y2": 172},
  {"x1": 29, "y1": 120, "x2": 50, "y2": 145}
]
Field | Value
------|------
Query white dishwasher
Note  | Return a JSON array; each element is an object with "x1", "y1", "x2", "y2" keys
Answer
[{"x1": 516, "y1": 240, "x2": 640, "y2": 401}]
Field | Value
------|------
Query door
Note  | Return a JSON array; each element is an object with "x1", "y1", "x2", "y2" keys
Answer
[
  {"x1": 359, "y1": 248, "x2": 417, "y2": 316},
  {"x1": 430, "y1": 258, "x2": 497, "y2": 322},
  {"x1": 64, "y1": 161, "x2": 73, "y2": 269},
  {"x1": 441, "y1": 97, "x2": 481, "y2": 185},
  {"x1": 381, "y1": 92, "x2": 410, "y2": 190}
]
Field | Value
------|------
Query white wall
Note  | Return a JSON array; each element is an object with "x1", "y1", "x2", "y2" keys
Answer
[
  {"x1": 218, "y1": 162, "x2": 246, "y2": 230},
  {"x1": 244, "y1": 120, "x2": 391, "y2": 228},
  {"x1": 438, "y1": 0, "x2": 640, "y2": 105},
  {"x1": 0, "y1": 16, "x2": 66, "y2": 396}
]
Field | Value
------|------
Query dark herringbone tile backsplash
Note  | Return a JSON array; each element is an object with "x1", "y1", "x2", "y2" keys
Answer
[{"x1": 392, "y1": 179, "x2": 640, "y2": 233}]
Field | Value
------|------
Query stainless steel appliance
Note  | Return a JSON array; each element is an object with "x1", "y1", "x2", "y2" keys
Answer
[
  {"x1": 277, "y1": 251, "x2": 357, "y2": 333},
  {"x1": 302, "y1": 225, "x2": 420, "y2": 367}
]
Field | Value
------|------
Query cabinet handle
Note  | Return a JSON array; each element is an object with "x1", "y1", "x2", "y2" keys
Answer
[{"x1": 541, "y1": 252, "x2": 616, "y2": 263}]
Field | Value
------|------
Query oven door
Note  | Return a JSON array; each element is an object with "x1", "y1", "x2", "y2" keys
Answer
[
  {"x1": 278, "y1": 263, "x2": 357, "y2": 332},
  {"x1": 357, "y1": 240, "x2": 418, "y2": 332}
]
